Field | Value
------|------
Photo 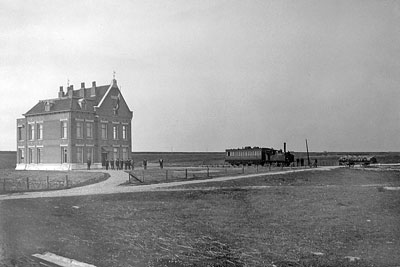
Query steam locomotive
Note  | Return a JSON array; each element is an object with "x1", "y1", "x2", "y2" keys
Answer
[{"x1": 225, "y1": 143, "x2": 295, "y2": 166}]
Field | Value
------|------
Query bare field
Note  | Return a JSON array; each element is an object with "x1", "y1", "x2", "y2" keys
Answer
[{"x1": 0, "y1": 168, "x2": 399, "y2": 267}]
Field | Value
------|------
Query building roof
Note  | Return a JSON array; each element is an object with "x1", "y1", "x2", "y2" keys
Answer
[{"x1": 24, "y1": 83, "x2": 112, "y2": 116}]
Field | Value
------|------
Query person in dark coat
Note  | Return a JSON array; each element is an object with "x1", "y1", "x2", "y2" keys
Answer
[
  {"x1": 87, "y1": 158, "x2": 91, "y2": 170},
  {"x1": 125, "y1": 159, "x2": 129, "y2": 170},
  {"x1": 110, "y1": 158, "x2": 115, "y2": 170},
  {"x1": 105, "y1": 159, "x2": 109, "y2": 170},
  {"x1": 120, "y1": 159, "x2": 124, "y2": 170},
  {"x1": 116, "y1": 158, "x2": 120, "y2": 170},
  {"x1": 131, "y1": 158, "x2": 134, "y2": 170}
]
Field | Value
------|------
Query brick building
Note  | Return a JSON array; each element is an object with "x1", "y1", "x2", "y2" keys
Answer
[{"x1": 16, "y1": 78, "x2": 133, "y2": 170}]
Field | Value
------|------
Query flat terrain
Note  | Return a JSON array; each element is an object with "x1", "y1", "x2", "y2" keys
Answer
[
  {"x1": 0, "y1": 168, "x2": 399, "y2": 267},
  {"x1": 0, "y1": 170, "x2": 108, "y2": 194}
]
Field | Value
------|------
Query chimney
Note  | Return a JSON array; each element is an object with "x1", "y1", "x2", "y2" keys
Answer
[
  {"x1": 284, "y1": 142, "x2": 286, "y2": 154},
  {"x1": 58, "y1": 86, "x2": 64, "y2": 98},
  {"x1": 68, "y1": 85, "x2": 74, "y2": 98},
  {"x1": 91, "y1": 81, "x2": 96, "y2": 97},
  {"x1": 79, "y1": 82, "x2": 85, "y2": 97}
]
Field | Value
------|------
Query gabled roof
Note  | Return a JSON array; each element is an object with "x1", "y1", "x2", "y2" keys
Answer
[{"x1": 24, "y1": 82, "x2": 114, "y2": 116}]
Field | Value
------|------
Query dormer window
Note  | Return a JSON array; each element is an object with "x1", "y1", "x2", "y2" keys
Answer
[
  {"x1": 44, "y1": 101, "x2": 53, "y2": 111},
  {"x1": 78, "y1": 99, "x2": 87, "y2": 110}
]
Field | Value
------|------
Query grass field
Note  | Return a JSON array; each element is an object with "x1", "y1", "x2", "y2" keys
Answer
[
  {"x1": 0, "y1": 170, "x2": 109, "y2": 194},
  {"x1": 0, "y1": 168, "x2": 399, "y2": 267},
  {"x1": 0, "y1": 152, "x2": 16, "y2": 169}
]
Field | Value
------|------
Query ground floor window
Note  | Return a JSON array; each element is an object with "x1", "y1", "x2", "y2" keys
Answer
[
  {"x1": 87, "y1": 147, "x2": 93, "y2": 162},
  {"x1": 61, "y1": 147, "x2": 68, "y2": 163},
  {"x1": 28, "y1": 148, "x2": 33, "y2": 163},
  {"x1": 37, "y1": 148, "x2": 42, "y2": 163},
  {"x1": 18, "y1": 148, "x2": 24, "y2": 163},
  {"x1": 122, "y1": 148, "x2": 127, "y2": 160},
  {"x1": 113, "y1": 148, "x2": 118, "y2": 160},
  {"x1": 76, "y1": 147, "x2": 83, "y2": 163}
]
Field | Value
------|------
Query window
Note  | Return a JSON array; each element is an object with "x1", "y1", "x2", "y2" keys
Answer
[
  {"x1": 37, "y1": 124, "x2": 43, "y2": 140},
  {"x1": 122, "y1": 148, "x2": 127, "y2": 160},
  {"x1": 113, "y1": 125, "x2": 118, "y2": 140},
  {"x1": 76, "y1": 147, "x2": 83, "y2": 163},
  {"x1": 101, "y1": 123, "x2": 108, "y2": 140},
  {"x1": 78, "y1": 99, "x2": 87, "y2": 110},
  {"x1": 61, "y1": 121, "x2": 68, "y2": 139},
  {"x1": 29, "y1": 124, "x2": 35, "y2": 140},
  {"x1": 86, "y1": 122, "x2": 93, "y2": 138},
  {"x1": 18, "y1": 148, "x2": 24, "y2": 163},
  {"x1": 61, "y1": 147, "x2": 68, "y2": 163},
  {"x1": 28, "y1": 148, "x2": 33, "y2": 163},
  {"x1": 87, "y1": 147, "x2": 93, "y2": 161},
  {"x1": 37, "y1": 148, "x2": 42, "y2": 163},
  {"x1": 122, "y1": 125, "x2": 127, "y2": 140},
  {"x1": 76, "y1": 122, "x2": 83, "y2": 138},
  {"x1": 113, "y1": 148, "x2": 118, "y2": 160},
  {"x1": 18, "y1": 126, "x2": 23, "y2": 141}
]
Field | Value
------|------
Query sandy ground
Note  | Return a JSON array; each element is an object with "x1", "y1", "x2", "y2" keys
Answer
[{"x1": 0, "y1": 166, "x2": 340, "y2": 200}]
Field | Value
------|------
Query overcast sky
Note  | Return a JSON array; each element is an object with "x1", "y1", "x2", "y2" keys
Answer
[{"x1": 1, "y1": 0, "x2": 399, "y2": 152}]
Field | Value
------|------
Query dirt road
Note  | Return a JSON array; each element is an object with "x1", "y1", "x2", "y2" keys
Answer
[{"x1": 0, "y1": 166, "x2": 340, "y2": 200}]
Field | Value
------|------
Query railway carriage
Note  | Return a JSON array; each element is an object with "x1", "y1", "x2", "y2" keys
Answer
[{"x1": 225, "y1": 144, "x2": 295, "y2": 166}]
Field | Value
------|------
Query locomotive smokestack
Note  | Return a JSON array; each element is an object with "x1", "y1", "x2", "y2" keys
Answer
[{"x1": 284, "y1": 142, "x2": 286, "y2": 154}]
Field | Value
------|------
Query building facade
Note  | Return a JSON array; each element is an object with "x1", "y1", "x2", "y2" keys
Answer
[{"x1": 16, "y1": 78, "x2": 133, "y2": 170}]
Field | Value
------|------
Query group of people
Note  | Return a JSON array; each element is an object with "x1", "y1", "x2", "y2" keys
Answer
[
  {"x1": 103, "y1": 158, "x2": 165, "y2": 171},
  {"x1": 104, "y1": 158, "x2": 134, "y2": 170}
]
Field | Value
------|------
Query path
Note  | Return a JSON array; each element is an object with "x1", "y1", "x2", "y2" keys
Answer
[{"x1": 0, "y1": 166, "x2": 340, "y2": 201}]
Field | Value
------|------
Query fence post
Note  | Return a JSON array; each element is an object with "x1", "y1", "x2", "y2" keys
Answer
[
  {"x1": 26, "y1": 177, "x2": 29, "y2": 190},
  {"x1": 242, "y1": 165, "x2": 244, "y2": 174},
  {"x1": 185, "y1": 169, "x2": 188, "y2": 179},
  {"x1": 207, "y1": 166, "x2": 209, "y2": 177},
  {"x1": 166, "y1": 170, "x2": 168, "y2": 181},
  {"x1": 256, "y1": 165, "x2": 259, "y2": 173},
  {"x1": 47, "y1": 176, "x2": 49, "y2": 189},
  {"x1": 65, "y1": 175, "x2": 68, "y2": 188},
  {"x1": 142, "y1": 170, "x2": 145, "y2": 183}
]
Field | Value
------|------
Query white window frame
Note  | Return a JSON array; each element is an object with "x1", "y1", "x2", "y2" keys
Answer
[
  {"x1": 61, "y1": 147, "x2": 68, "y2": 163},
  {"x1": 122, "y1": 125, "x2": 127, "y2": 140},
  {"x1": 113, "y1": 125, "x2": 118, "y2": 140},
  {"x1": 37, "y1": 124, "x2": 43, "y2": 140},
  {"x1": 61, "y1": 121, "x2": 68, "y2": 139}
]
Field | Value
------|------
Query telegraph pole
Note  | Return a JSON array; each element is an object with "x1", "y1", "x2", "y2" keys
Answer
[{"x1": 306, "y1": 139, "x2": 311, "y2": 167}]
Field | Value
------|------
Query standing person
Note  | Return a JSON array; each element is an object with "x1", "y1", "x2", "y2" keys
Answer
[
  {"x1": 143, "y1": 159, "x2": 147, "y2": 170},
  {"x1": 111, "y1": 158, "x2": 115, "y2": 170},
  {"x1": 116, "y1": 158, "x2": 120, "y2": 170},
  {"x1": 159, "y1": 159, "x2": 164, "y2": 169},
  {"x1": 105, "y1": 158, "x2": 109, "y2": 170},
  {"x1": 131, "y1": 158, "x2": 134, "y2": 170},
  {"x1": 125, "y1": 159, "x2": 129, "y2": 170},
  {"x1": 87, "y1": 158, "x2": 91, "y2": 170},
  {"x1": 120, "y1": 159, "x2": 124, "y2": 170}
]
